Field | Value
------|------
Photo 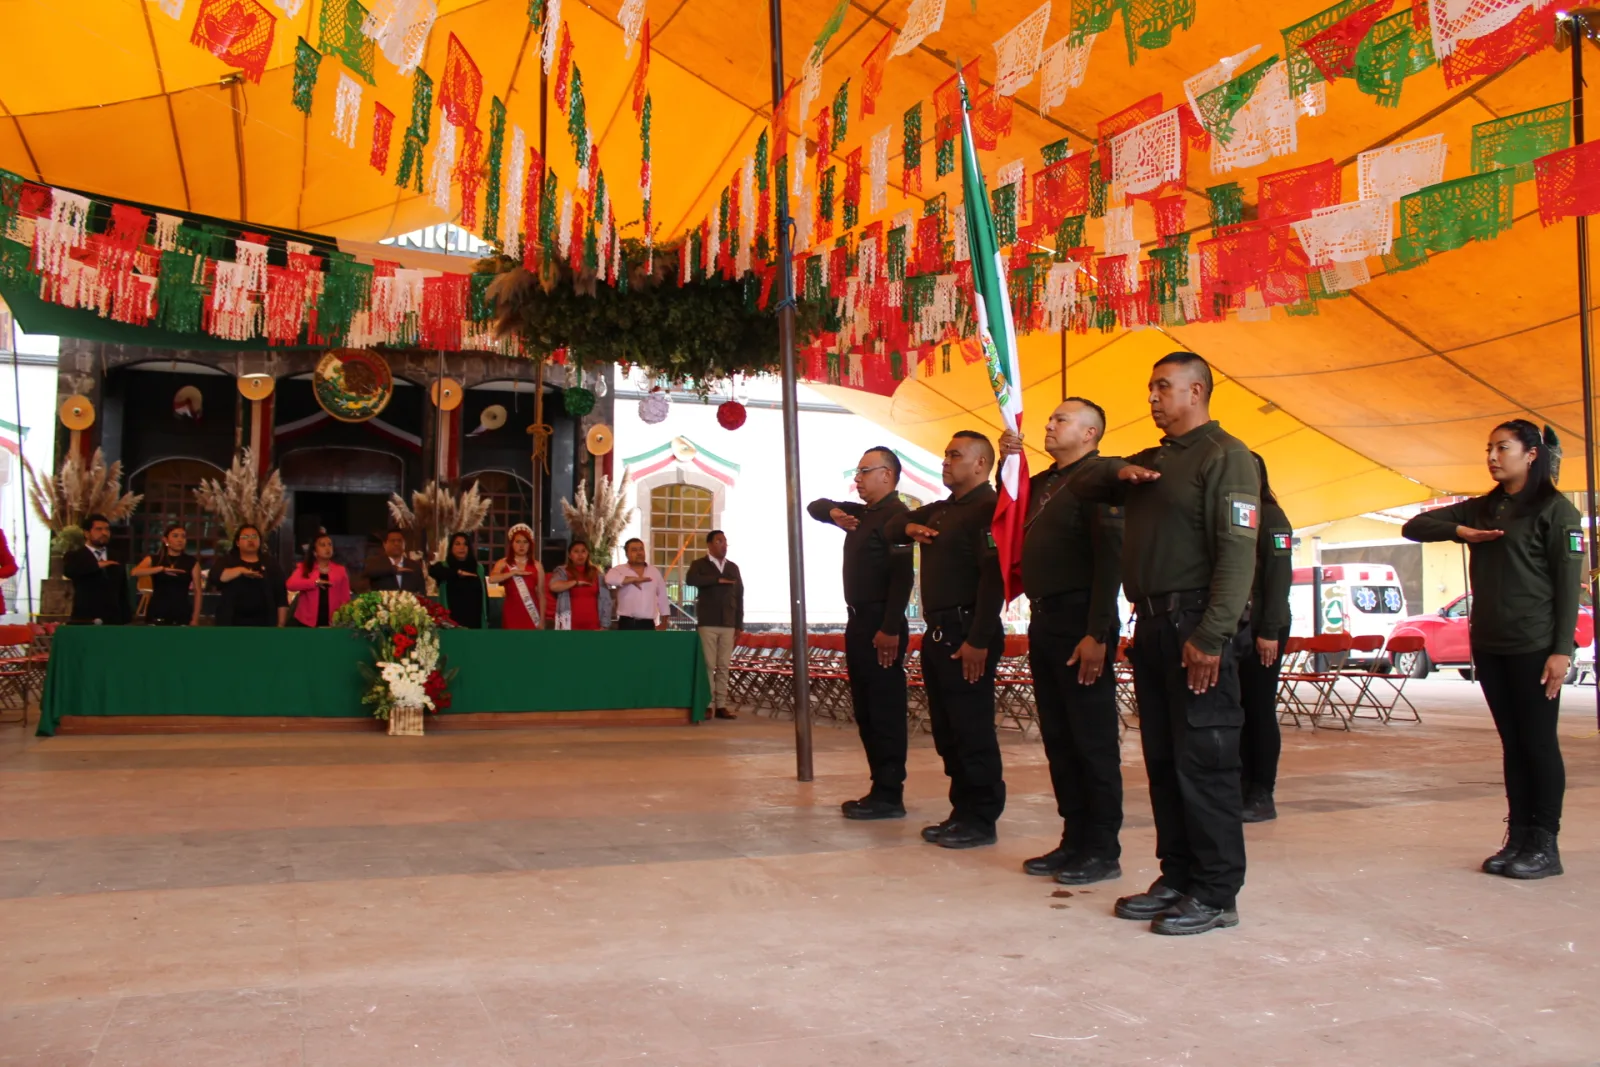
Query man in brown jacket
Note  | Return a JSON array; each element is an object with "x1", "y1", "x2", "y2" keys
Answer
[{"x1": 685, "y1": 530, "x2": 744, "y2": 719}]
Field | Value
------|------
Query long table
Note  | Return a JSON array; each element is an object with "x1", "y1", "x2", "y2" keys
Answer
[{"x1": 36, "y1": 627, "x2": 710, "y2": 735}]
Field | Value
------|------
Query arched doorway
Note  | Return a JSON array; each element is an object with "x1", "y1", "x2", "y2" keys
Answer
[
  {"x1": 461, "y1": 470, "x2": 535, "y2": 561},
  {"x1": 126, "y1": 458, "x2": 229, "y2": 568},
  {"x1": 278, "y1": 447, "x2": 404, "y2": 568}
]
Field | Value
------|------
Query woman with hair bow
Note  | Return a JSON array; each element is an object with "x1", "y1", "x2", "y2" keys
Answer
[
  {"x1": 487, "y1": 523, "x2": 545, "y2": 631},
  {"x1": 1404, "y1": 421, "x2": 1583, "y2": 881}
]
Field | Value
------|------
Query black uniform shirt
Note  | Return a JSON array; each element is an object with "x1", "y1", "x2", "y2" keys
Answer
[
  {"x1": 1021, "y1": 451, "x2": 1124, "y2": 639},
  {"x1": 1070, "y1": 419, "x2": 1260, "y2": 655},
  {"x1": 806, "y1": 494, "x2": 915, "y2": 633},
  {"x1": 1402, "y1": 487, "x2": 1584, "y2": 656},
  {"x1": 1251, "y1": 502, "x2": 1294, "y2": 637},
  {"x1": 886, "y1": 483, "x2": 1004, "y2": 649}
]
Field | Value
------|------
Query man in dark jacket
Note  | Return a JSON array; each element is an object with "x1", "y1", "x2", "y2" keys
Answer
[
  {"x1": 63, "y1": 514, "x2": 131, "y2": 625},
  {"x1": 686, "y1": 530, "x2": 743, "y2": 719},
  {"x1": 363, "y1": 528, "x2": 426, "y2": 595}
]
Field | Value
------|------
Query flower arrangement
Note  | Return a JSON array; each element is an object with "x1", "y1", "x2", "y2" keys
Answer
[
  {"x1": 24, "y1": 448, "x2": 143, "y2": 532},
  {"x1": 559, "y1": 469, "x2": 635, "y2": 566},
  {"x1": 194, "y1": 448, "x2": 288, "y2": 533},
  {"x1": 333, "y1": 591, "x2": 457, "y2": 722}
]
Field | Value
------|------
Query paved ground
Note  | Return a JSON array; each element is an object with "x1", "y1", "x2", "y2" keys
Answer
[{"x1": 2, "y1": 677, "x2": 1598, "y2": 1066}]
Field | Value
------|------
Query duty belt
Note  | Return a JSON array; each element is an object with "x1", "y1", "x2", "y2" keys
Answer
[
  {"x1": 924, "y1": 605, "x2": 974, "y2": 644},
  {"x1": 1136, "y1": 589, "x2": 1208, "y2": 618},
  {"x1": 1029, "y1": 589, "x2": 1090, "y2": 615}
]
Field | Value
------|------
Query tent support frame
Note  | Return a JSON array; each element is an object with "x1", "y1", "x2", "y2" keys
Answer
[{"x1": 767, "y1": 0, "x2": 813, "y2": 781}]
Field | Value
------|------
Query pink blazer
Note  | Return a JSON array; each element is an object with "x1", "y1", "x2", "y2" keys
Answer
[{"x1": 285, "y1": 563, "x2": 352, "y2": 626}]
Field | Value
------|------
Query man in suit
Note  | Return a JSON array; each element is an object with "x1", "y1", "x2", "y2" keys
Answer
[
  {"x1": 685, "y1": 530, "x2": 743, "y2": 720},
  {"x1": 62, "y1": 514, "x2": 131, "y2": 625},
  {"x1": 363, "y1": 528, "x2": 426, "y2": 595}
]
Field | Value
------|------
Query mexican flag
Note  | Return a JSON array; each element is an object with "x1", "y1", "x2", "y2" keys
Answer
[{"x1": 958, "y1": 76, "x2": 1029, "y2": 603}]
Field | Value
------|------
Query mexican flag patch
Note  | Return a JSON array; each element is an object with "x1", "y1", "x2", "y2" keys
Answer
[
  {"x1": 1569, "y1": 528, "x2": 1586, "y2": 555},
  {"x1": 1273, "y1": 532, "x2": 1291, "y2": 552},
  {"x1": 1231, "y1": 499, "x2": 1259, "y2": 530}
]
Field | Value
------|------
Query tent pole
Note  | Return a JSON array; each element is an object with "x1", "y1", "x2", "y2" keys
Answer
[
  {"x1": 1569, "y1": 14, "x2": 1600, "y2": 725},
  {"x1": 767, "y1": 0, "x2": 813, "y2": 781},
  {"x1": 1059, "y1": 327, "x2": 1067, "y2": 401},
  {"x1": 8, "y1": 324, "x2": 33, "y2": 617}
]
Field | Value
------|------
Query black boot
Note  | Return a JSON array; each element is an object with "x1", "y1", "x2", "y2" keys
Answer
[
  {"x1": 1505, "y1": 828, "x2": 1563, "y2": 880},
  {"x1": 1022, "y1": 845, "x2": 1077, "y2": 877},
  {"x1": 1482, "y1": 823, "x2": 1528, "y2": 876},
  {"x1": 1113, "y1": 879, "x2": 1183, "y2": 921},
  {"x1": 921, "y1": 816, "x2": 956, "y2": 843},
  {"x1": 1241, "y1": 786, "x2": 1277, "y2": 824},
  {"x1": 1054, "y1": 855, "x2": 1122, "y2": 886}
]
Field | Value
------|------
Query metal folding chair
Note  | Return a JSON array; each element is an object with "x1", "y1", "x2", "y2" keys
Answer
[
  {"x1": 1278, "y1": 633, "x2": 1353, "y2": 730},
  {"x1": 994, "y1": 634, "x2": 1037, "y2": 734}
]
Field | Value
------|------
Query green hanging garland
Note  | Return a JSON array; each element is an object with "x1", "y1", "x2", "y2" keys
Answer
[
  {"x1": 568, "y1": 66, "x2": 589, "y2": 171},
  {"x1": 484, "y1": 97, "x2": 507, "y2": 244},
  {"x1": 396, "y1": 70, "x2": 434, "y2": 194},
  {"x1": 832, "y1": 81, "x2": 849, "y2": 149},
  {"x1": 1206, "y1": 182, "x2": 1244, "y2": 232},
  {"x1": 292, "y1": 38, "x2": 322, "y2": 116}
]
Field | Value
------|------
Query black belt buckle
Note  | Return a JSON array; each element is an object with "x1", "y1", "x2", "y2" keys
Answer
[
  {"x1": 926, "y1": 605, "x2": 972, "y2": 644},
  {"x1": 1139, "y1": 590, "x2": 1206, "y2": 618}
]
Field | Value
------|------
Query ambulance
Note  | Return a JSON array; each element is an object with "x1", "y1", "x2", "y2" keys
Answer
[{"x1": 1288, "y1": 563, "x2": 1407, "y2": 662}]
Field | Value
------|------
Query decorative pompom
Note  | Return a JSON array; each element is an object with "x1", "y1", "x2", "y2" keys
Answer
[
  {"x1": 564, "y1": 386, "x2": 596, "y2": 417},
  {"x1": 716, "y1": 400, "x2": 747, "y2": 430},
  {"x1": 639, "y1": 388, "x2": 671, "y2": 425}
]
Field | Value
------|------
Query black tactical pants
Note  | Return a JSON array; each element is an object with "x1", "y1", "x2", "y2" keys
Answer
[
  {"x1": 1028, "y1": 594, "x2": 1123, "y2": 860},
  {"x1": 845, "y1": 605, "x2": 910, "y2": 802},
  {"x1": 1129, "y1": 599, "x2": 1249, "y2": 909},
  {"x1": 1476, "y1": 648, "x2": 1566, "y2": 834},
  {"x1": 923, "y1": 609, "x2": 1006, "y2": 831},
  {"x1": 1239, "y1": 625, "x2": 1290, "y2": 793}
]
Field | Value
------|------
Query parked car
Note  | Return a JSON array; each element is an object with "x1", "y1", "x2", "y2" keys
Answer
[
  {"x1": 1387, "y1": 594, "x2": 1596, "y2": 680},
  {"x1": 1289, "y1": 563, "x2": 1407, "y2": 663}
]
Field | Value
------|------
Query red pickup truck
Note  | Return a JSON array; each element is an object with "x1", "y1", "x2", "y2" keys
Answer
[{"x1": 1387, "y1": 594, "x2": 1595, "y2": 680}]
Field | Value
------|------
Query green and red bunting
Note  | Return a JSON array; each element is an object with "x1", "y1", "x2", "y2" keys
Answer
[
  {"x1": 0, "y1": 416, "x2": 26, "y2": 457},
  {"x1": 958, "y1": 74, "x2": 1028, "y2": 604},
  {"x1": 623, "y1": 438, "x2": 742, "y2": 486}
]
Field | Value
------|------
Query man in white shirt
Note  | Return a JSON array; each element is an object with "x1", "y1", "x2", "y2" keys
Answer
[{"x1": 605, "y1": 537, "x2": 671, "y2": 630}]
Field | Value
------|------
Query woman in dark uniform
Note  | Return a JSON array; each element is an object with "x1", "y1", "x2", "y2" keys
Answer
[
  {"x1": 131, "y1": 524, "x2": 201, "y2": 626},
  {"x1": 1240, "y1": 454, "x2": 1293, "y2": 823},
  {"x1": 208, "y1": 524, "x2": 289, "y2": 627},
  {"x1": 429, "y1": 532, "x2": 487, "y2": 628},
  {"x1": 1403, "y1": 420, "x2": 1582, "y2": 880}
]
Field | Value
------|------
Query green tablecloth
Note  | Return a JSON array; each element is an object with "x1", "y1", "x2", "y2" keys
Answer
[{"x1": 37, "y1": 627, "x2": 711, "y2": 735}]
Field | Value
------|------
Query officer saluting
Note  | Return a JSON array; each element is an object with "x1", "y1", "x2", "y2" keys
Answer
[
  {"x1": 808, "y1": 448, "x2": 916, "y2": 820},
  {"x1": 998, "y1": 398, "x2": 1126, "y2": 885},
  {"x1": 886, "y1": 431, "x2": 1007, "y2": 849},
  {"x1": 1069, "y1": 352, "x2": 1259, "y2": 936}
]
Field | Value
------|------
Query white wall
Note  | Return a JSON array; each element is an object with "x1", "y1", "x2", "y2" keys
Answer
[
  {"x1": 0, "y1": 325, "x2": 60, "y2": 622},
  {"x1": 611, "y1": 370, "x2": 942, "y2": 626}
]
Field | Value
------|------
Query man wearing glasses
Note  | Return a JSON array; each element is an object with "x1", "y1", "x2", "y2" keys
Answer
[{"x1": 808, "y1": 448, "x2": 916, "y2": 820}]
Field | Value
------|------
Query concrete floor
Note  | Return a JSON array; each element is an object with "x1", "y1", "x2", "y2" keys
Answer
[{"x1": 1, "y1": 678, "x2": 1597, "y2": 1066}]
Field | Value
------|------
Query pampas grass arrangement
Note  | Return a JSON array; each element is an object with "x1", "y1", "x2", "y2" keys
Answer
[
  {"x1": 194, "y1": 449, "x2": 288, "y2": 534},
  {"x1": 388, "y1": 481, "x2": 492, "y2": 559},
  {"x1": 23, "y1": 448, "x2": 143, "y2": 532},
  {"x1": 560, "y1": 470, "x2": 634, "y2": 566}
]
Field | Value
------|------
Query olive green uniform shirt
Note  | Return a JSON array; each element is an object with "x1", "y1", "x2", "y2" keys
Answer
[
  {"x1": 1070, "y1": 420, "x2": 1260, "y2": 655},
  {"x1": 1401, "y1": 488, "x2": 1584, "y2": 656},
  {"x1": 1251, "y1": 502, "x2": 1294, "y2": 637},
  {"x1": 1021, "y1": 451, "x2": 1124, "y2": 639},
  {"x1": 886, "y1": 483, "x2": 1005, "y2": 649}
]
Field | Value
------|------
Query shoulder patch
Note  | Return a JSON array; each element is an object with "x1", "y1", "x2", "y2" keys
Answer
[
  {"x1": 1566, "y1": 527, "x2": 1586, "y2": 556},
  {"x1": 1229, "y1": 496, "x2": 1260, "y2": 533},
  {"x1": 1272, "y1": 531, "x2": 1292, "y2": 553},
  {"x1": 986, "y1": 530, "x2": 997, "y2": 549}
]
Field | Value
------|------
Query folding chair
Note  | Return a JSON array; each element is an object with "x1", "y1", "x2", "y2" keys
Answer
[
  {"x1": 1114, "y1": 637, "x2": 1139, "y2": 731},
  {"x1": 905, "y1": 633, "x2": 930, "y2": 735},
  {"x1": 0, "y1": 623, "x2": 38, "y2": 721},
  {"x1": 806, "y1": 633, "x2": 854, "y2": 722},
  {"x1": 1355, "y1": 634, "x2": 1425, "y2": 724},
  {"x1": 994, "y1": 634, "x2": 1037, "y2": 734},
  {"x1": 1278, "y1": 633, "x2": 1353, "y2": 730}
]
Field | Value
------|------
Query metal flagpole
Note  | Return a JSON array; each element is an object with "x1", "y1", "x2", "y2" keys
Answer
[
  {"x1": 767, "y1": 0, "x2": 813, "y2": 781},
  {"x1": 1565, "y1": 11, "x2": 1600, "y2": 725},
  {"x1": 1060, "y1": 327, "x2": 1067, "y2": 401}
]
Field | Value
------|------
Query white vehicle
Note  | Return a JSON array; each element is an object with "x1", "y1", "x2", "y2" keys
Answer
[{"x1": 1289, "y1": 563, "x2": 1407, "y2": 661}]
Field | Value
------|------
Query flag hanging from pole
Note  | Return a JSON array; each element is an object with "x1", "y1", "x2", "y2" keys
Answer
[{"x1": 958, "y1": 73, "x2": 1029, "y2": 603}]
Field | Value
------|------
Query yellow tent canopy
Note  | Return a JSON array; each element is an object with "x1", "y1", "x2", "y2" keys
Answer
[{"x1": 1, "y1": 0, "x2": 1594, "y2": 523}]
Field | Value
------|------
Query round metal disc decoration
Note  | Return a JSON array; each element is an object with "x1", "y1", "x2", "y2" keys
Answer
[
  {"x1": 431, "y1": 377, "x2": 464, "y2": 411},
  {"x1": 59, "y1": 395, "x2": 95, "y2": 431},
  {"x1": 313, "y1": 350, "x2": 394, "y2": 422},
  {"x1": 237, "y1": 373, "x2": 276, "y2": 400},
  {"x1": 639, "y1": 388, "x2": 671, "y2": 425},
  {"x1": 585, "y1": 423, "x2": 614, "y2": 456}
]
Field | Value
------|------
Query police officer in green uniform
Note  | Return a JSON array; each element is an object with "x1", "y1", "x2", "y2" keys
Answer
[
  {"x1": 886, "y1": 431, "x2": 1006, "y2": 849},
  {"x1": 998, "y1": 399, "x2": 1126, "y2": 884},
  {"x1": 808, "y1": 448, "x2": 916, "y2": 820},
  {"x1": 1240, "y1": 453, "x2": 1293, "y2": 823},
  {"x1": 1069, "y1": 352, "x2": 1258, "y2": 936},
  {"x1": 1402, "y1": 420, "x2": 1581, "y2": 880}
]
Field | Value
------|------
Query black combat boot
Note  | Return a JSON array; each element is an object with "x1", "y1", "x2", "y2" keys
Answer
[
  {"x1": 1241, "y1": 786, "x2": 1277, "y2": 823},
  {"x1": 1022, "y1": 844, "x2": 1077, "y2": 877},
  {"x1": 1504, "y1": 828, "x2": 1563, "y2": 880},
  {"x1": 1482, "y1": 822, "x2": 1528, "y2": 876}
]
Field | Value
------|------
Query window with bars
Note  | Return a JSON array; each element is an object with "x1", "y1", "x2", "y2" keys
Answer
[
  {"x1": 467, "y1": 471, "x2": 533, "y2": 563},
  {"x1": 126, "y1": 460, "x2": 229, "y2": 567},
  {"x1": 650, "y1": 484, "x2": 716, "y2": 609}
]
